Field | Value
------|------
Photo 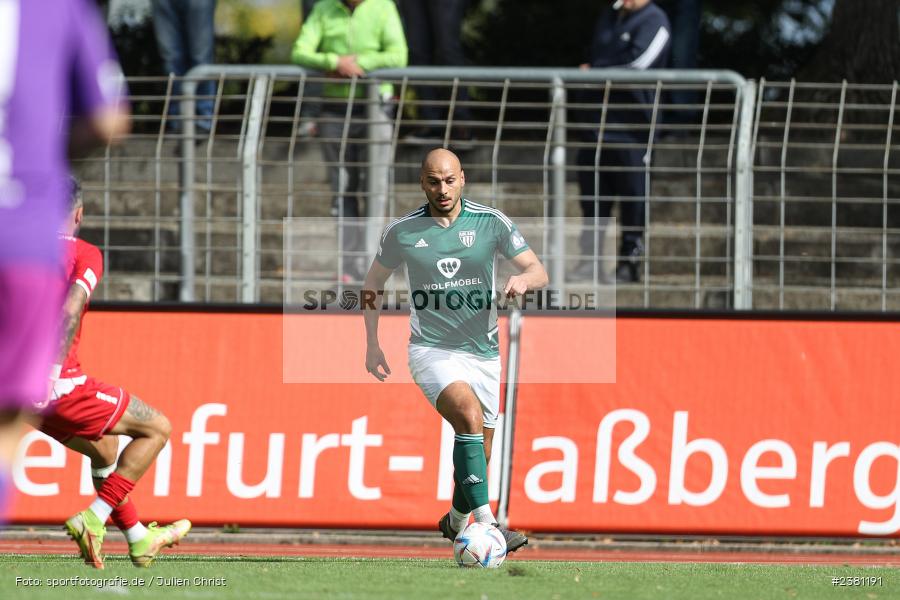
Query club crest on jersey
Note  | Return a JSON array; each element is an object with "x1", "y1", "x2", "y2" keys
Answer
[
  {"x1": 458, "y1": 230, "x2": 476, "y2": 248},
  {"x1": 437, "y1": 257, "x2": 461, "y2": 279}
]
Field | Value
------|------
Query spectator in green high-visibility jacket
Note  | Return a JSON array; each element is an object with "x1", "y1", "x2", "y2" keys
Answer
[{"x1": 293, "y1": 0, "x2": 408, "y2": 283}]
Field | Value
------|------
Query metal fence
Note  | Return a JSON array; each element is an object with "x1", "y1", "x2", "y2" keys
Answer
[
  {"x1": 70, "y1": 66, "x2": 899, "y2": 311},
  {"x1": 752, "y1": 80, "x2": 900, "y2": 310}
]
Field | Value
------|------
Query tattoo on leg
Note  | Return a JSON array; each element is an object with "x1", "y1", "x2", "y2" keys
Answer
[{"x1": 126, "y1": 397, "x2": 160, "y2": 422}]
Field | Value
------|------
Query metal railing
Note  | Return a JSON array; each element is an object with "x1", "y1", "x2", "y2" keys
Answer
[
  {"x1": 173, "y1": 66, "x2": 753, "y2": 306},
  {"x1": 752, "y1": 80, "x2": 900, "y2": 310},
  {"x1": 70, "y1": 67, "x2": 899, "y2": 311}
]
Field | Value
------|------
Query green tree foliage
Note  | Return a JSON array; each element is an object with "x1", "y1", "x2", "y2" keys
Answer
[
  {"x1": 801, "y1": 0, "x2": 900, "y2": 83},
  {"x1": 464, "y1": 0, "x2": 855, "y2": 80},
  {"x1": 697, "y1": 0, "x2": 829, "y2": 78}
]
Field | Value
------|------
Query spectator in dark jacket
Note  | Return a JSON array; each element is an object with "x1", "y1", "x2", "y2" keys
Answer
[{"x1": 574, "y1": 0, "x2": 670, "y2": 284}]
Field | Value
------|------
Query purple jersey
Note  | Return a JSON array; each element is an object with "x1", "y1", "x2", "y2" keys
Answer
[{"x1": 0, "y1": 0, "x2": 125, "y2": 267}]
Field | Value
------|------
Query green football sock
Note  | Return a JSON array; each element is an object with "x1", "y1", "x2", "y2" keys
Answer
[
  {"x1": 451, "y1": 477, "x2": 471, "y2": 514},
  {"x1": 453, "y1": 433, "x2": 489, "y2": 509}
]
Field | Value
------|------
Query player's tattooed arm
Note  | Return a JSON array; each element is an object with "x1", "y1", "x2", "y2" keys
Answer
[
  {"x1": 56, "y1": 284, "x2": 90, "y2": 364},
  {"x1": 126, "y1": 396, "x2": 160, "y2": 422}
]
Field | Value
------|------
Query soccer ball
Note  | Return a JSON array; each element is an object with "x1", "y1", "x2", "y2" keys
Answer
[{"x1": 453, "y1": 522, "x2": 507, "y2": 568}]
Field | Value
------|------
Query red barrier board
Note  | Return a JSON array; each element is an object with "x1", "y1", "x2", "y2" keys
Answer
[{"x1": 10, "y1": 312, "x2": 900, "y2": 537}]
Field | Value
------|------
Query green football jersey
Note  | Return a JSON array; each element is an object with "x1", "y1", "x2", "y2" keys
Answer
[{"x1": 376, "y1": 198, "x2": 530, "y2": 357}]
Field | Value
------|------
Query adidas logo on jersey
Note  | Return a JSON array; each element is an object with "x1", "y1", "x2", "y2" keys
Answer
[
  {"x1": 415, "y1": 238, "x2": 429, "y2": 248},
  {"x1": 461, "y1": 474, "x2": 484, "y2": 486}
]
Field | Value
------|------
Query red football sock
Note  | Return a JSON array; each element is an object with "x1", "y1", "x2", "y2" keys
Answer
[
  {"x1": 97, "y1": 472, "x2": 135, "y2": 509},
  {"x1": 111, "y1": 497, "x2": 139, "y2": 531}
]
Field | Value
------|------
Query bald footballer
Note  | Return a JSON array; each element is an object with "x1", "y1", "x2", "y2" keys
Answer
[{"x1": 363, "y1": 148, "x2": 548, "y2": 551}]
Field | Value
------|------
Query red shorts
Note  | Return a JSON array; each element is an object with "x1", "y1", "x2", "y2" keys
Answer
[{"x1": 40, "y1": 376, "x2": 131, "y2": 443}]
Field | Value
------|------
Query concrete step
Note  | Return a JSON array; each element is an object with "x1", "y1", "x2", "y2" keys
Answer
[
  {"x1": 752, "y1": 226, "x2": 900, "y2": 283},
  {"x1": 752, "y1": 286, "x2": 900, "y2": 312},
  {"x1": 84, "y1": 210, "x2": 900, "y2": 292},
  {"x1": 98, "y1": 261, "x2": 900, "y2": 310},
  {"x1": 73, "y1": 136, "x2": 737, "y2": 226},
  {"x1": 93, "y1": 274, "x2": 158, "y2": 302},
  {"x1": 71, "y1": 133, "x2": 900, "y2": 309}
]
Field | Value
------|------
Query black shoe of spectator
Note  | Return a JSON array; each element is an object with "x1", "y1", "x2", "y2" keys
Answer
[
  {"x1": 616, "y1": 242, "x2": 644, "y2": 284},
  {"x1": 340, "y1": 259, "x2": 367, "y2": 284},
  {"x1": 339, "y1": 269, "x2": 366, "y2": 286},
  {"x1": 449, "y1": 127, "x2": 476, "y2": 151},
  {"x1": 571, "y1": 259, "x2": 612, "y2": 284},
  {"x1": 615, "y1": 262, "x2": 638, "y2": 283},
  {"x1": 297, "y1": 120, "x2": 318, "y2": 138}
]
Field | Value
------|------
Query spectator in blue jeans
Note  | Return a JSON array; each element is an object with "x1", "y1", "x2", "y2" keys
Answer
[
  {"x1": 399, "y1": 0, "x2": 475, "y2": 147},
  {"x1": 152, "y1": 0, "x2": 217, "y2": 133}
]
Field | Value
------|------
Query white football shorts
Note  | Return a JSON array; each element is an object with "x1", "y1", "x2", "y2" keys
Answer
[{"x1": 407, "y1": 343, "x2": 501, "y2": 428}]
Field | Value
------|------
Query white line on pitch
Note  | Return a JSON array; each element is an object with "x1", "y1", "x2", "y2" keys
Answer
[{"x1": 388, "y1": 456, "x2": 424, "y2": 471}]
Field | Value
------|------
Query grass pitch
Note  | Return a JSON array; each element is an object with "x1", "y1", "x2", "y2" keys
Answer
[{"x1": 0, "y1": 555, "x2": 897, "y2": 599}]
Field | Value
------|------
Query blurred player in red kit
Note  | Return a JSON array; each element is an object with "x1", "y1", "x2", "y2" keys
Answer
[
  {"x1": 37, "y1": 179, "x2": 190, "y2": 568},
  {"x1": 0, "y1": 0, "x2": 129, "y2": 520}
]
